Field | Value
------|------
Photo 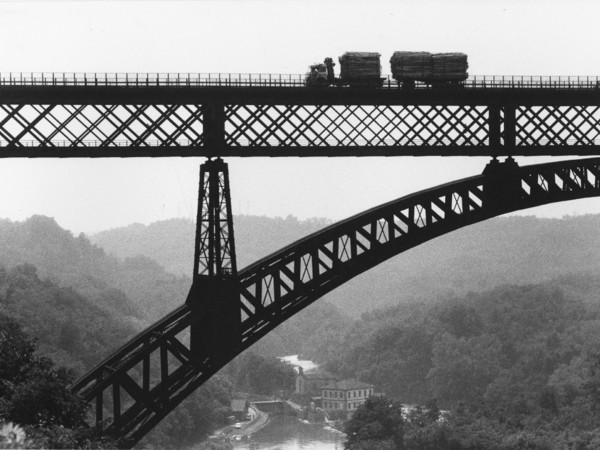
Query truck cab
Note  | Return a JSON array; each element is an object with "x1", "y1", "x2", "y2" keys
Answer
[{"x1": 305, "y1": 63, "x2": 328, "y2": 86}]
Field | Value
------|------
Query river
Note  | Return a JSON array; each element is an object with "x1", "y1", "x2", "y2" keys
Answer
[
  {"x1": 231, "y1": 355, "x2": 346, "y2": 449},
  {"x1": 279, "y1": 355, "x2": 318, "y2": 372},
  {"x1": 231, "y1": 415, "x2": 345, "y2": 450}
]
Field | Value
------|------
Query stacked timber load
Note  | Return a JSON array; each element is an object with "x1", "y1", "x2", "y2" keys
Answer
[
  {"x1": 431, "y1": 53, "x2": 469, "y2": 81},
  {"x1": 338, "y1": 52, "x2": 382, "y2": 80},
  {"x1": 390, "y1": 51, "x2": 432, "y2": 81}
]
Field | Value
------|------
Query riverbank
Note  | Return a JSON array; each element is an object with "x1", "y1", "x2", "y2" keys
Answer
[
  {"x1": 207, "y1": 405, "x2": 269, "y2": 444},
  {"x1": 234, "y1": 405, "x2": 269, "y2": 437}
]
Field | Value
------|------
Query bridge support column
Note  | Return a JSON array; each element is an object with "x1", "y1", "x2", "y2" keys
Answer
[
  {"x1": 482, "y1": 157, "x2": 522, "y2": 212},
  {"x1": 186, "y1": 158, "x2": 240, "y2": 367}
]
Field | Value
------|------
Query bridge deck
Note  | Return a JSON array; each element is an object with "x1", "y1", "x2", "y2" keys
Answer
[{"x1": 2, "y1": 73, "x2": 600, "y2": 158}]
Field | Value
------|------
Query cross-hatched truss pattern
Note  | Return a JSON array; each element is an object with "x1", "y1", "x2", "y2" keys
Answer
[
  {"x1": 71, "y1": 157, "x2": 600, "y2": 447},
  {"x1": 194, "y1": 159, "x2": 237, "y2": 277},
  {"x1": 225, "y1": 104, "x2": 490, "y2": 147},
  {"x1": 2, "y1": 88, "x2": 600, "y2": 155},
  {"x1": 516, "y1": 106, "x2": 600, "y2": 146},
  {"x1": 0, "y1": 104, "x2": 204, "y2": 148}
]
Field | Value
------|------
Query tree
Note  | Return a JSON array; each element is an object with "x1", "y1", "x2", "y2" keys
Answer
[
  {"x1": 438, "y1": 303, "x2": 483, "y2": 339},
  {"x1": 344, "y1": 397, "x2": 404, "y2": 450},
  {"x1": 0, "y1": 314, "x2": 36, "y2": 396},
  {"x1": 235, "y1": 352, "x2": 295, "y2": 396},
  {"x1": 5, "y1": 358, "x2": 87, "y2": 428},
  {"x1": 0, "y1": 312, "x2": 113, "y2": 448},
  {"x1": 403, "y1": 399, "x2": 456, "y2": 450},
  {"x1": 427, "y1": 333, "x2": 502, "y2": 406}
]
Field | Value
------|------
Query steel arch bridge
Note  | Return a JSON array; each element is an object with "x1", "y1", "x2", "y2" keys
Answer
[
  {"x1": 70, "y1": 156, "x2": 600, "y2": 446},
  {"x1": 4, "y1": 72, "x2": 600, "y2": 446}
]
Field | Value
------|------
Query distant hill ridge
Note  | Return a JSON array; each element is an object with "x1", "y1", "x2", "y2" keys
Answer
[
  {"x1": 89, "y1": 213, "x2": 600, "y2": 317},
  {"x1": 90, "y1": 215, "x2": 331, "y2": 276},
  {"x1": 0, "y1": 214, "x2": 348, "y2": 362},
  {"x1": 0, "y1": 215, "x2": 189, "y2": 321},
  {"x1": 2, "y1": 212, "x2": 600, "y2": 362}
]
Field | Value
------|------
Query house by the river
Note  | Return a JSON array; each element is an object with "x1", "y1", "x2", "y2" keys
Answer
[{"x1": 321, "y1": 379, "x2": 375, "y2": 419}]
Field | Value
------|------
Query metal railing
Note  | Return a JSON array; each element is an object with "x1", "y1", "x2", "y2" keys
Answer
[
  {"x1": 0, "y1": 72, "x2": 307, "y2": 87},
  {"x1": 2, "y1": 137, "x2": 600, "y2": 148},
  {"x1": 1, "y1": 72, "x2": 600, "y2": 89},
  {"x1": 465, "y1": 75, "x2": 600, "y2": 90},
  {"x1": 0, "y1": 139, "x2": 195, "y2": 147}
]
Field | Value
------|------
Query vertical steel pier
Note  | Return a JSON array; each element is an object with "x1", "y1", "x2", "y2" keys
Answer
[{"x1": 186, "y1": 158, "x2": 240, "y2": 367}]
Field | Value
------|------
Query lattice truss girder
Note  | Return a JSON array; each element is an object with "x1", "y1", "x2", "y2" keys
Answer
[
  {"x1": 70, "y1": 157, "x2": 600, "y2": 447},
  {"x1": 0, "y1": 104, "x2": 204, "y2": 146},
  {"x1": 225, "y1": 104, "x2": 490, "y2": 147},
  {"x1": 517, "y1": 106, "x2": 600, "y2": 146}
]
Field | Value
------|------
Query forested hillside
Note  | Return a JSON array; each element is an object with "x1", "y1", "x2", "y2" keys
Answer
[
  {"x1": 326, "y1": 278, "x2": 600, "y2": 404},
  {"x1": 0, "y1": 218, "x2": 240, "y2": 448},
  {"x1": 3, "y1": 212, "x2": 600, "y2": 447},
  {"x1": 91, "y1": 214, "x2": 600, "y2": 317},
  {"x1": 0, "y1": 215, "x2": 347, "y2": 360},
  {"x1": 0, "y1": 215, "x2": 341, "y2": 447},
  {"x1": 336, "y1": 279, "x2": 600, "y2": 448},
  {"x1": 0, "y1": 263, "x2": 137, "y2": 374},
  {"x1": 0, "y1": 215, "x2": 189, "y2": 321},
  {"x1": 0, "y1": 265, "x2": 235, "y2": 449}
]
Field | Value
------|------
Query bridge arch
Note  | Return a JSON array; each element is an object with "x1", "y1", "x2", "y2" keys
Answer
[{"x1": 72, "y1": 157, "x2": 600, "y2": 446}]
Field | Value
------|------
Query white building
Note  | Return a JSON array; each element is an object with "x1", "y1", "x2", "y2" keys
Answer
[{"x1": 321, "y1": 379, "x2": 374, "y2": 418}]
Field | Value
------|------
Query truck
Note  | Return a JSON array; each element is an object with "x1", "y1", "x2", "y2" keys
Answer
[
  {"x1": 390, "y1": 51, "x2": 468, "y2": 89},
  {"x1": 305, "y1": 51, "x2": 468, "y2": 89},
  {"x1": 305, "y1": 52, "x2": 385, "y2": 88}
]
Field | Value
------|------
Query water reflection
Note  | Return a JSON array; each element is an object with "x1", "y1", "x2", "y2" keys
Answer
[
  {"x1": 279, "y1": 355, "x2": 318, "y2": 372},
  {"x1": 232, "y1": 415, "x2": 345, "y2": 450}
]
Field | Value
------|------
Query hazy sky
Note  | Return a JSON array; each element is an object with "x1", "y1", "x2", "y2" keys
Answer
[{"x1": 1, "y1": 0, "x2": 599, "y2": 234}]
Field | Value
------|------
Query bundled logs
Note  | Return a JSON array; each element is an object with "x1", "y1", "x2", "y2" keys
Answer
[
  {"x1": 431, "y1": 53, "x2": 469, "y2": 81},
  {"x1": 390, "y1": 51, "x2": 468, "y2": 82},
  {"x1": 389, "y1": 51, "x2": 432, "y2": 81},
  {"x1": 339, "y1": 52, "x2": 382, "y2": 80}
]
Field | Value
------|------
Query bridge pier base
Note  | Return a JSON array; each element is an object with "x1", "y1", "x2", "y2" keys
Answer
[
  {"x1": 187, "y1": 276, "x2": 240, "y2": 367},
  {"x1": 482, "y1": 157, "x2": 522, "y2": 212},
  {"x1": 186, "y1": 158, "x2": 241, "y2": 367}
]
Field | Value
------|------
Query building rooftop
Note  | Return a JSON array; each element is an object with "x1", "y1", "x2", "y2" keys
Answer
[{"x1": 321, "y1": 379, "x2": 374, "y2": 391}]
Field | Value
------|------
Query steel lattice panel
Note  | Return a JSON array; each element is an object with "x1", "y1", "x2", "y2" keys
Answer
[
  {"x1": 0, "y1": 104, "x2": 204, "y2": 147},
  {"x1": 225, "y1": 104, "x2": 490, "y2": 147},
  {"x1": 237, "y1": 181, "x2": 485, "y2": 329},
  {"x1": 516, "y1": 106, "x2": 600, "y2": 146}
]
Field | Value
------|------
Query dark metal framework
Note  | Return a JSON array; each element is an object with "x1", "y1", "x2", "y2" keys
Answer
[
  {"x1": 193, "y1": 158, "x2": 236, "y2": 278},
  {"x1": 1, "y1": 85, "x2": 600, "y2": 156},
  {"x1": 71, "y1": 156, "x2": 600, "y2": 447}
]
